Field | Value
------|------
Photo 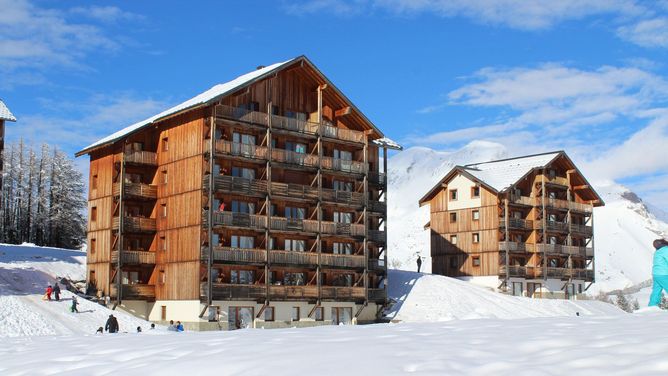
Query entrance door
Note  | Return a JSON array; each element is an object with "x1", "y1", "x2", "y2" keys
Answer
[
  {"x1": 228, "y1": 307, "x2": 254, "y2": 330},
  {"x1": 331, "y1": 307, "x2": 353, "y2": 325}
]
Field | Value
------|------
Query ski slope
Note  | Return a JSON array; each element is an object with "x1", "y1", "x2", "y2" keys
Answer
[
  {"x1": 0, "y1": 243, "x2": 156, "y2": 337},
  {"x1": 386, "y1": 270, "x2": 623, "y2": 322}
]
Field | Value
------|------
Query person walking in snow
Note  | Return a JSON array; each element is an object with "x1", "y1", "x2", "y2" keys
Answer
[
  {"x1": 53, "y1": 283, "x2": 61, "y2": 301},
  {"x1": 105, "y1": 314, "x2": 119, "y2": 333},
  {"x1": 649, "y1": 238, "x2": 668, "y2": 306},
  {"x1": 44, "y1": 285, "x2": 53, "y2": 301},
  {"x1": 416, "y1": 255, "x2": 423, "y2": 273},
  {"x1": 71, "y1": 296, "x2": 79, "y2": 313}
]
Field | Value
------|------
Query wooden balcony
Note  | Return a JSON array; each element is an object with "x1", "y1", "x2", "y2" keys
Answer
[
  {"x1": 268, "y1": 217, "x2": 319, "y2": 233},
  {"x1": 271, "y1": 149, "x2": 319, "y2": 168},
  {"x1": 368, "y1": 200, "x2": 387, "y2": 213},
  {"x1": 113, "y1": 182, "x2": 157, "y2": 200},
  {"x1": 499, "y1": 241, "x2": 534, "y2": 253},
  {"x1": 320, "y1": 222, "x2": 365, "y2": 237},
  {"x1": 368, "y1": 172, "x2": 386, "y2": 187},
  {"x1": 269, "y1": 285, "x2": 318, "y2": 300},
  {"x1": 320, "y1": 253, "x2": 365, "y2": 269},
  {"x1": 112, "y1": 216, "x2": 156, "y2": 233},
  {"x1": 320, "y1": 286, "x2": 365, "y2": 300},
  {"x1": 509, "y1": 195, "x2": 534, "y2": 206},
  {"x1": 498, "y1": 265, "x2": 526, "y2": 277},
  {"x1": 500, "y1": 218, "x2": 534, "y2": 230},
  {"x1": 321, "y1": 157, "x2": 367, "y2": 174},
  {"x1": 208, "y1": 212, "x2": 267, "y2": 230},
  {"x1": 271, "y1": 181, "x2": 318, "y2": 201},
  {"x1": 536, "y1": 197, "x2": 593, "y2": 213},
  {"x1": 213, "y1": 140, "x2": 268, "y2": 161},
  {"x1": 320, "y1": 124, "x2": 365, "y2": 144},
  {"x1": 368, "y1": 258, "x2": 386, "y2": 271},
  {"x1": 202, "y1": 246, "x2": 267, "y2": 264},
  {"x1": 569, "y1": 269, "x2": 595, "y2": 281},
  {"x1": 570, "y1": 223, "x2": 593, "y2": 236},
  {"x1": 535, "y1": 220, "x2": 569, "y2": 233},
  {"x1": 204, "y1": 283, "x2": 267, "y2": 301},
  {"x1": 368, "y1": 288, "x2": 386, "y2": 302},
  {"x1": 210, "y1": 175, "x2": 268, "y2": 197},
  {"x1": 541, "y1": 175, "x2": 569, "y2": 187},
  {"x1": 321, "y1": 188, "x2": 364, "y2": 207},
  {"x1": 269, "y1": 250, "x2": 318, "y2": 266},
  {"x1": 271, "y1": 114, "x2": 319, "y2": 136},
  {"x1": 214, "y1": 104, "x2": 269, "y2": 126},
  {"x1": 116, "y1": 151, "x2": 157, "y2": 166},
  {"x1": 110, "y1": 284, "x2": 155, "y2": 300},
  {"x1": 368, "y1": 230, "x2": 386, "y2": 244},
  {"x1": 110, "y1": 250, "x2": 155, "y2": 265}
]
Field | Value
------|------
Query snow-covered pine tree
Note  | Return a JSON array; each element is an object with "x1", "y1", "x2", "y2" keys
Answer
[
  {"x1": 32, "y1": 144, "x2": 50, "y2": 245},
  {"x1": 615, "y1": 293, "x2": 632, "y2": 313},
  {"x1": 47, "y1": 149, "x2": 86, "y2": 249}
]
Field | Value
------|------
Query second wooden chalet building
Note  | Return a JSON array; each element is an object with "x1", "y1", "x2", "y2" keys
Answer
[
  {"x1": 76, "y1": 56, "x2": 400, "y2": 330},
  {"x1": 419, "y1": 151, "x2": 603, "y2": 299},
  {"x1": 0, "y1": 99, "x2": 17, "y2": 191}
]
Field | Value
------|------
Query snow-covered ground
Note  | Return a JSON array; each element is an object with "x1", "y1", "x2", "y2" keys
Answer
[{"x1": 0, "y1": 243, "x2": 155, "y2": 337}]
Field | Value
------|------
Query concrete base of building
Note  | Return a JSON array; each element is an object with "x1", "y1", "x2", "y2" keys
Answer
[{"x1": 457, "y1": 276, "x2": 589, "y2": 299}]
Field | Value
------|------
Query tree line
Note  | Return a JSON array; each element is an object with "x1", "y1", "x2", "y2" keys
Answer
[{"x1": 1, "y1": 140, "x2": 86, "y2": 249}]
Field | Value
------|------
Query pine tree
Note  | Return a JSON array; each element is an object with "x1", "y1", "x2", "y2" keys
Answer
[{"x1": 615, "y1": 292, "x2": 632, "y2": 313}]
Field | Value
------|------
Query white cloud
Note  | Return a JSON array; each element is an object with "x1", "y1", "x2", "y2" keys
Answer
[
  {"x1": 285, "y1": 0, "x2": 367, "y2": 16},
  {"x1": 70, "y1": 6, "x2": 144, "y2": 23},
  {"x1": 618, "y1": 18, "x2": 668, "y2": 48}
]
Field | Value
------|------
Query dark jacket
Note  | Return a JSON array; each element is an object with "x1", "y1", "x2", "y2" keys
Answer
[
  {"x1": 105, "y1": 316, "x2": 119, "y2": 333},
  {"x1": 53, "y1": 284, "x2": 61, "y2": 294}
]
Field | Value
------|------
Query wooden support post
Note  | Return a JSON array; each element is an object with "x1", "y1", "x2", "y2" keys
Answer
[
  {"x1": 541, "y1": 170, "x2": 547, "y2": 281},
  {"x1": 316, "y1": 87, "x2": 323, "y2": 304},
  {"x1": 116, "y1": 150, "x2": 125, "y2": 306},
  {"x1": 503, "y1": 197, "x2": 510, "y2": 293},
  {"x1": 206, "y1": 115, "x2": 215, "y2": 306},
  {"x1": 382, "y1": 146, "x2": 388, "y2": 301},
  {"x1": 266, "y1": 102, "x2": 273, "y2": 303},
  {"x1": 363, "y1": 136, "x2": 369, "y2": 303},
  {"x1": 590, "y1": 205, "x2": 595, "y2": 284}
]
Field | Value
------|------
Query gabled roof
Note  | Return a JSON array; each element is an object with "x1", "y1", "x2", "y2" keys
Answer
[
  {"x1": 76, "y1": 55, "x2": 385, "y2": 157},
  {"x1": 419, "y1": 151, "x2": 604, "y2": 206},
  {"x1": 0, "y1": 99, "x2": 16, "y2": 122}
]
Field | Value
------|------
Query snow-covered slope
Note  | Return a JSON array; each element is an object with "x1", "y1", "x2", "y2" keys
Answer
[
  {"x1": 386, "y1": 270, "x2": 623, "y2": 322},
  {"x1": 387, "y1": 143, "x2": 668, "y2": 293},
  {"x1": 0, "y1": 243, "x2": 156, "y2": 337}
]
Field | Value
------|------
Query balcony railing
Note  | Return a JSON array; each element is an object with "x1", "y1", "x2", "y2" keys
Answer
[
  {"x1": 271, "y1": 181, "x2": 319, "y2": 201},
  {"x1": 202, "y1": 246, "x2": 267, "y2": 264},
  {"x1": 271, "y1": 114, "x2": 319, "y2": 136},
  {"x1": 320, "y1": 222, "x2": 365, "y2": 237},
  {"x1": 536, "y1": 197, "x2": 593, "y2": 213},
  {"x1": 269, "y1": 285, "x2": 318, "y2": 300},
  {"x1": 321, "y1": 157, "x2": 367, "y2": 174},
  {"x1": 120, "y1": 151, "x2": 157, "y2": 166},
  {"x1": 320, "y1": 253, "x2": 365, "y2": 269},
  {"x1": 113, "y1": 182, "x2": 157, "y2": 200},
  {"x1": 110, "y1": 250, "x2": 155, "y2": 265},
  {"x1": 208, "y1": 212, "x2": 267, "y2": 230},
  {"x1": 269, "y1": 217, "x2": 318, "y2": 233},
  {"x1": 320, "y1": 286, "x2": 365, "y2": 300},
  {"x1": 500, "y1": 218, "x2": 533, "y2": 230},
  {"x1": 213, "y1": 140, "x2": 269, "y2": 160},
  {"x1": 509, "y1": 195, "x2": 534, "y2": 206},
  {"x1": 272, "y1": 149, "x2": 319, "y2": 168},
  {"x1": 368, "y1": 258, "x2": 386, "y2": 271},
  {"x1": 368, "y1": 200, "x2": 387, "y2": 213},
  {"x1": 214, "y1": 104, "x2": 269, "y2": 126},
  {"x1": 320, "y1": 124, "x2": 365, "y2": 144},
  {"x1": 211, "y1": 176, "x2": 268, "y2": 197},
  {"x1": 535, "y1": 220, "x2": 569, "y2": 233},
  {"x1": 204, "y1": 283, "x2": 267, "y2": 300},
  {"x1": 368, "y1": 172, "x2": 386, "y2": 186},
  {"x1": 110, "y1": 284, "x2": 155, "y2": 300},
  {"x1": 368, "y1": 288, "x2": 386, "y2": 302},
  {"x1": 321, "y1": 188, "x2": 364, "y2": 207},
  {"x1": 112, "y1": 216, "x2": 156, "y2": 233},
  {"x1": 368, "y1": 230, "x2": 386, "y2": 244},
  {"x1": 269, "y1": 250, "x2": 318, "y2": 266},
  {"x1": 542, "y1": 175, "x2": 569, "y2": 187},
  {"x1": 499, "y1": 241, "x2": 534, "y2": 253},
  {"x1": 570, "y1": 223, "x2": 593, "y2": 236},
  {"x1": 498, "y1": 265, "x2": 526, "y2": 277}
]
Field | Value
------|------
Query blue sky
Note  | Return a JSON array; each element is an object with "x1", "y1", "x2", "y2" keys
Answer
[{"x1": 2, "y1": 0, "x2": 668, "y2": 209}]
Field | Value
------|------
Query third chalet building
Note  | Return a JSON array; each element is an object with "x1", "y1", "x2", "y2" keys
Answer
[
  {"x1": 76, "y1": 56, "x2": 400, "y2": 329},
  {"x1": 419, "y1": 151, "x2": 603, "y2": 299}
]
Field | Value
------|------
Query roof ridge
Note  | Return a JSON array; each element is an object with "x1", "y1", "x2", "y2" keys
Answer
[{"x1": 464, "y1": 150, "x2": 563, "y2": 167}]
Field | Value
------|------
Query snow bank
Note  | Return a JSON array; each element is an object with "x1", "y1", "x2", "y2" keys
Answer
[{"x1": 387, "y1": 270, "x2": 623, "y2": 322}]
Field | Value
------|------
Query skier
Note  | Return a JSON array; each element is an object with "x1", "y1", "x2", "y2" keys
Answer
[
  {"x1": 44, "y1": 285, "x2": 53, "y2": 301},
  {"x1": 105, "y1": 314, "x2": 119, "y2": 333},
  {"x1": 649, "y1": 238, "x2": 668, "y2": 306},
  {"x1": 71, "y1": 296, "x2": 79, "y2": 313},
  {"x1": 417, "y1": 255, "x2": 423, "y2": 273},
  {"x1": 53, "y1": 283, "x2": 61, "y2": 301},
  {"x1": 176, "y1": 321, "x2": 184, "y2": 332}
]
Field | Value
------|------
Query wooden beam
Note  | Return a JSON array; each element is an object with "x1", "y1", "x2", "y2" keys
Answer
[
  {"x1": 335, "y1": 106, "x2": 352, "y2": 117},
  {"x1": 572, "y1": 185, "x2": 589, "y2": 190},
  {"x1": 566, "y1": 169, "x2": 577, "y2": 174}
]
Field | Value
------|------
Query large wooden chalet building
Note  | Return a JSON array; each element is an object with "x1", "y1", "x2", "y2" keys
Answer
[
  {"x1": 419, "y1": 151, "x2": 603, "y2": 299},
  {"x1": 76, "y1": 56, "x2": 399, "y2": 330},
  {"x1": 0, "y1": 99, "x2": 17, "y2": 190}
]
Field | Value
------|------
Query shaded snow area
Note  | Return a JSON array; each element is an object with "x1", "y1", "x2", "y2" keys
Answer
[
  {"x1": 0, "y1": 243, "x2": 155, "y2": 337},
  {"x1": 386, "y1": 270, "x2": 623, "y2": 322},
  {"x1": 2, "y1": 313, "x2": 668, "y2": 375}
]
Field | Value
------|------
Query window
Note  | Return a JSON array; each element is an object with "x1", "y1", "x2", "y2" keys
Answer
[
  {"x1": 449, "y1": 212, "x2": 457, "y2": 223},
  {"x1": 91, "y1": 207, "x2": 97, "y2": 221},
  {"x1": 159, "y1": 270, "x2": 166, "y2": 284},
  {"x1": 284, "y1": 272, "x2": 305, "y2": 286},
  {"x1": 92, "y1": 174, "x2": 98, "y2": 190},
  {"x1": 333, "y1": 242, "x2": 353, "y2": 255},
  {"x1": 512, "y1": 282, "x2": 523, "y2": 297},
  {"x1": 292, "y1": 307, "x2": 300, "y2": 321},
  {"x1": 565, "y1": 283, "x2": 575, "y2": 300},
  {"x1": 90, "y1": 238, "x2": 96, "y2": 254},
  {"x1": 231, "y1": 270, "x2": 254, "y2": 284},
  {"x1": 472, "y1": 210, "x2": 480, "y2": 221},
  {"x1": 334, "y1": 149, "x2": 353, "y2": 161},
  {"x1": 471, "y1": 186, "x2": 480, "y2": 198},
  {"x1": 449, "y1": 189, "x2": 458, "y2": 200},
  {"x1": 161, "y1": 170, "x2": 167, "y2": 184},
  {"x1": 315, "y1": 307, "x2": 324, "y2": 321},
  {"x1": 161, "y1": 203, "x2": 167, "y2": 218},
  {"x1": 160, "y1": 235, "x2": 167, "y2": 251},
  {"x1": 334, "y1": 211, "x2": 352, "y2": 224},
  {"x1": 232, "y1": 201, "x2": 255, "y2": 214},
  {"x1": 549, "y1": 258, "x2": 558, "y2": 267},
  {"x1": 284, "y1": 239, "x2": 305, "y2": 252},
  {"x1": 449, "y1": 256, "x2": 458, "y2": 269},
  {"x1": 472, "y1": 256, "x2": 481, "y2": 267},
  {"x1": 285, "y1": 206, "x2": 306, "y2": 219},
  {"x1": 331, "y1": 307, "x2": 353, "y2": 325},
  {"x1": 578, "y1": 284, "x2": 583, "y2": 294},
  {"x1": 333, "y1": 180, "x2": 353, "y2": 191},
  {"x1": 472, "y1": 233, "x2": 480, "y2": 244},
  {"x1": 286, "y1": 141, "x2": 307, "y2": 154},
  {"x1": 332, "y1": 274, "x2": 353, "y2": 287},
  {"x1": 264, "y1": 307, "x2": 275, "y2": 322},
  {"x1": 548, "y1": 169, "x2": 556, "y2": 179},
  {"x1": 527, "y1": 283, "x2": 542, "y2": 298},
  {"x1": 208, "y1": 306, "x2": 219, "y2": 322},
  {"x1": 161, "y1": 306, "x2": 167, "y2": 321},
  {"x1": 231, "y1": 235, "x2": 254, "y2": 249},
  {"x1": 450, "y1": 235, "x2": 457, "y2": 245},
  {"x1": 162, "y1": 136, "x2": 169, "y2": 152},
  {"x1": 231, "y1": 167, "x2": 255, "y2": 179}
]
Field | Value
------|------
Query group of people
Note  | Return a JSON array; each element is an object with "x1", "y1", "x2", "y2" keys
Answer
[
  {"x1": 96, "y1": 316, "x2": 157, "y2": 334},
  {"x1": 43, "y1": 283, "x2": 79, "y2": 312},
  {"x1": 167, "y1": 320, "x2": 184, "y2": 332}
]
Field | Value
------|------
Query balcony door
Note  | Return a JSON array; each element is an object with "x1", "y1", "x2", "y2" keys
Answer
[
  {"x1": 331, "y1": 307, "x2": 352, "y2": 325},
  {"x1": 233, "y1": 132, "x2": 256, "y2": 156},
  {"x1": 334, "y1": 149, "x2": 353, "y2": 170},
  {"x1": 231, "y1": 235, "x2": 254, "y2": 249},
  {"x1": 334, "y1": 212, "x2": 352, "y2": 224},
  {"x1": 231, "y1": 167, "x2": 255, "y2": 180}
]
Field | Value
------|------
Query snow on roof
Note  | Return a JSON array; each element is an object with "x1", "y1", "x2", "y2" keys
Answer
[
  {"x1": 462, "y1": 151, "x2": 562, "y2": 192},
  {"x1": 0, "y1": 99, "x2": 16, "y2": 121},
  {"x1": 77, "y1": 58, "x2": 298, "y2": 155},
  {"x1": 373, "y1": 137, "x2": 403, "y2": 150}
]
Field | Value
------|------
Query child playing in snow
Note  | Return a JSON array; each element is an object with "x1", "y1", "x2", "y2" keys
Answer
[
  {"x1": 649, "y1": 238, "x2": 668, "y2": 306},
  {"x1": 43, "y1": 285, "x2": 53, "y2": 301},
  {"x1": 71, "y1": 296, "x2": 79, "y2": 313}
]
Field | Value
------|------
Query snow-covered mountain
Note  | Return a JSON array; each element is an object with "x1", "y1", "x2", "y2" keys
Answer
[{"x1": 387, "y1": 142, "x2": 668, "y2": 293}]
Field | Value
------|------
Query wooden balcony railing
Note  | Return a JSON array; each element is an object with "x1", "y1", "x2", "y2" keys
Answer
[
  {"x1": 269, "y1": 217, "x2": 313, "y2": 232},
  {"x1": 119, "y1": 151, "x2": 157, "y2": 166},
  {"x1": 110, "y1": 284, "x2": 155, "y2": 300},
  {"x1": 368, "y1": 258, "x2": 386, "y2": 271},
  {"x1": 499, "y1": 241, "x2": 535, "y2": 253},
  {"x1": 320, "y1": 124, "x2": 365, "y2": 144},
  {"x1": 271, "y1": 181, "x2": 319, "y2": 201},
  {"x1": 271, "y1": 114, "x2": 319, "y2": 136},
  {"x1": 320, "y1": 253, "x2": 365, "y2": 269},
  {"x1": 213, "y1": 140, "x2": 269, "y2": 160},
  {"x1": 368, "y1": 200, "x2": 387, "y2": 213},
  {"x1": 110, "y1": 250, "x2": 155, "y2": 265},
  {"x1": 211, "y1": 175, "x2": 268, "y2": 196},
  {"x1": 272, "y1": 149, "x2": 319, "y2": 168},
  {"x1": 536, "y1": 197, "x2": 593, "y2": 213},
  {"x1": 368, "y1": 288, "x2": 386, "y2": 302},
  {"x1": 269, "y1": 250, "x2": 318, "y2": 266},
  {"x1": 368, "y1": 172, "x2": 386, "y2": 186},
  {"x1": 214, "y1": 104, "x2": 269, "y2": 126},
  {"x1": 204, "y1": 283, "x2": 267, "y2": 300},
  {"x1": 320, "y1": 286, "x2": 365, "y2": 300},
  {"x1": 570, "y1": 223, "x2": 593, "y2": 236},
  {"x1": 500, "y1": 218, "x2": 533, "y2": 230},
  {"x1": 202, "y1": 246, "x2": 267, "y2": 264},
  {"x1": 368, "y1": 230, "x2": 386, "y2": 244},
  {"x1": 208, "y1": 212, "x2": 267, "y2": 230},
  {"x1": 498, "y1": 265, "x2": 527, "y2": 277},
  {"x1": 534, "y1": 220, "x2": 570, "y2": 233},
  {"x1": 321, "y1": 157, "x2": 367, "y2": 174},
  {"x1": 509, "y1": 195, "x2": 534, "y2": 206},
  {"x1": 542, "y1": 175, "x2": 569, "y2": 186},
  {"x1": 321, "y1": 188, "x2": 364, "y2": 206},
  {"x1": 113, "y1": 182, "x2": 157, "y2": 200},
  {"x1": 112, "y1": 216, "x2": 156, "y2": 233},
  {"x1": 269, "y1": 285, "x2": 318, "y2": 300}
]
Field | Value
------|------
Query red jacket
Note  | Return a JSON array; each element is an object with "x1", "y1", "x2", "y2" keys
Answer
[{"x1": 46, "y1": 287, "x2": 53, "y2": 294}]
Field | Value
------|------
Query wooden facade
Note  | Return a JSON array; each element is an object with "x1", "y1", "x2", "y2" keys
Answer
[
  {"x1": 77, "y1": 57, "x2": 395, "y2": 322},
  {"x1": 420, "y1": 152, "x2": 603, "y2": 298}
]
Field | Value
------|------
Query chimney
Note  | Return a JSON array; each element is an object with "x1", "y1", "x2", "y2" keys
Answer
[{"x1": 256, "y1": 65, "x2": 266, "y2": 70}]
